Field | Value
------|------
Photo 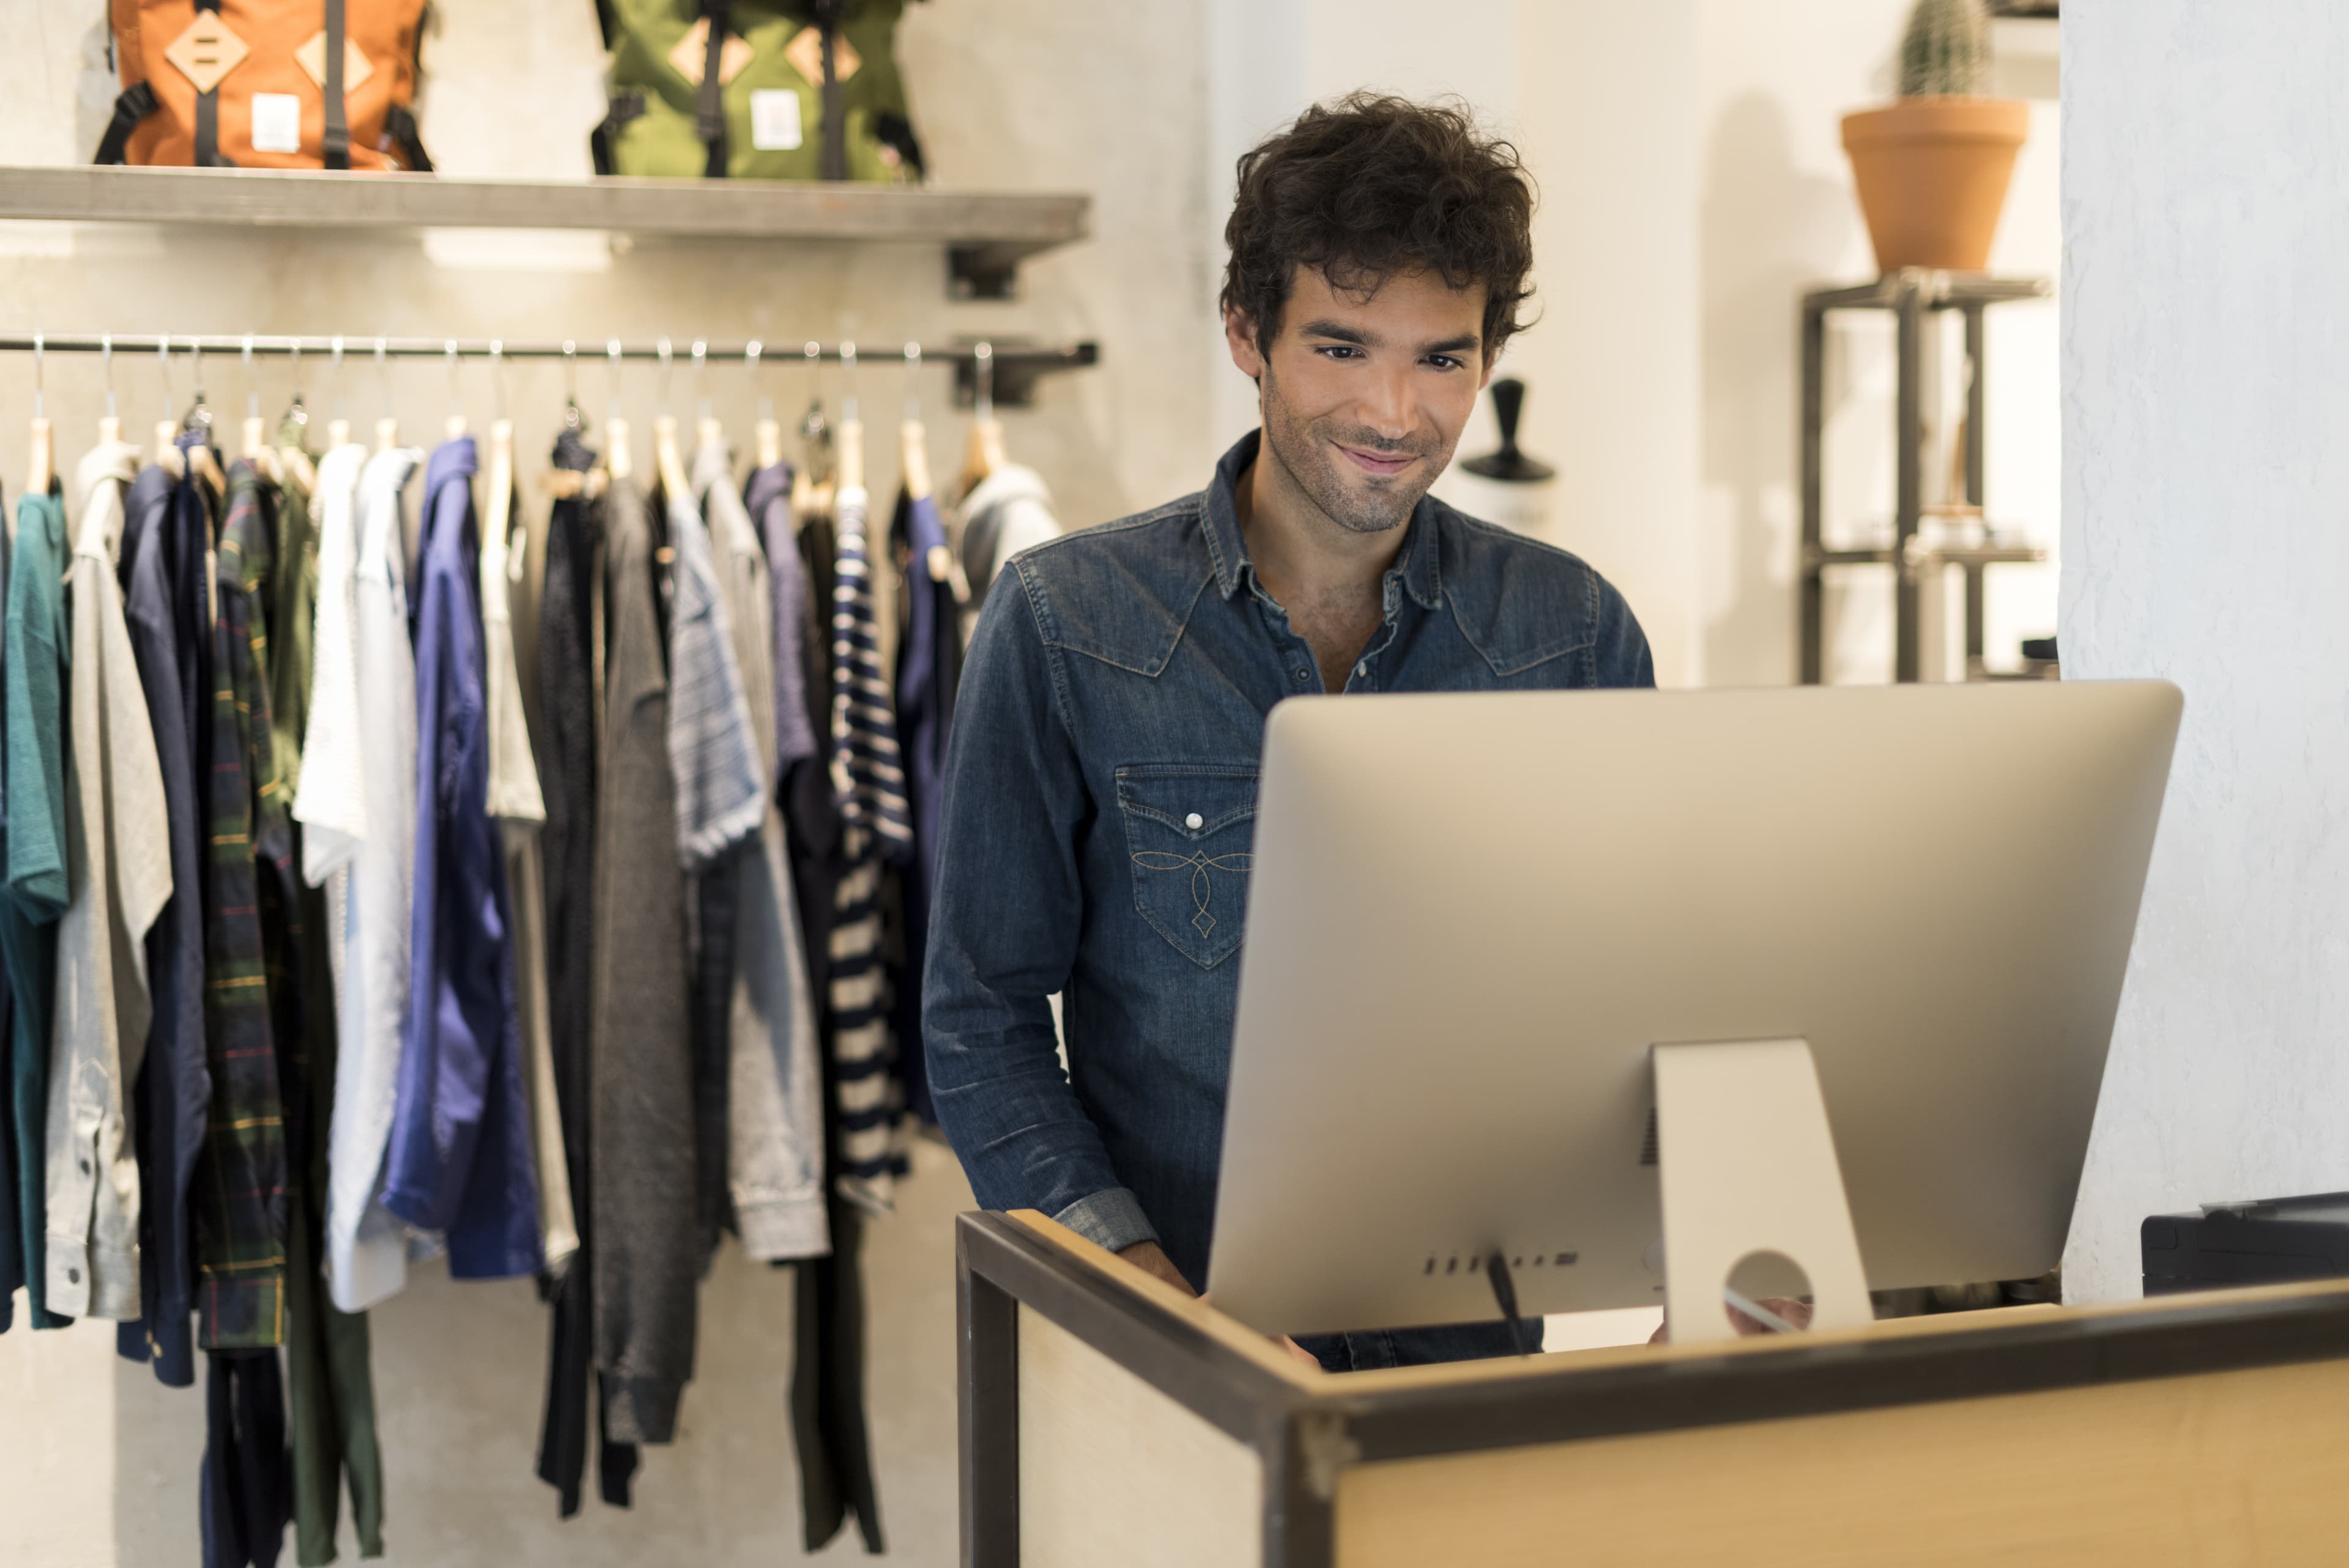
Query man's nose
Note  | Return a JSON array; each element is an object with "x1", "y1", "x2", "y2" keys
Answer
[{"x1": 1354, "y1": 366, "x2": 1416, "y2": 443}]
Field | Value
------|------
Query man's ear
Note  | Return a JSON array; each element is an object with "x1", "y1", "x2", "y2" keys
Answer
[{"x1": 1225, "y1": 305, "x2": 1267, "y2": 384}]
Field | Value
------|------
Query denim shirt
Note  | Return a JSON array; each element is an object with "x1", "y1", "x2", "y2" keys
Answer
[{"x1": 923, "y1": 431, "x2": 1655, "y2": 1288}]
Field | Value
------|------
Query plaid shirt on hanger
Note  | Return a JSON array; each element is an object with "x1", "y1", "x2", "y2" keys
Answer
[{"x1": 193, "y1": 461, "x2": 291, "y2": 1350}]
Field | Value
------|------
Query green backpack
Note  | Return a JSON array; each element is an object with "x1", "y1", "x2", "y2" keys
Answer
[{"x1": 593, "y1": 0, "x2": 924, "y2": 182}]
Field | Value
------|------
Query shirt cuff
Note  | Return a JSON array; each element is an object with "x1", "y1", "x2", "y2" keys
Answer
[{"x1": 1052, "y1": 1187, "x2": 1159, "y2": 1257}]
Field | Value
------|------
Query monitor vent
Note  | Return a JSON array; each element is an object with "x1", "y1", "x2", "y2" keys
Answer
[{"x1": 1639, "y1": 1106, "x2": 1658, "y2": 1167}]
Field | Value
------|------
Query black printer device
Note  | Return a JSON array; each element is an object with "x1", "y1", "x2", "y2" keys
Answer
[{"x1": 2143, "y1": 1193, "x2": 2349, "y2": 1296}]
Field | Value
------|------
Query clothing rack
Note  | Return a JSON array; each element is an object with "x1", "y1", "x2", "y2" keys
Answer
[{"x1": 0, "y1": 333, "x2": 1100, "y2": 409}]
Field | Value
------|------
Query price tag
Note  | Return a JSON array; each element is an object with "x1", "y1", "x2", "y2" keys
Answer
[
  {"x1": 752, "y1": 89, "x2": 804, "y2": 151},
  {"x1": 251, "y1": 93, "x2": 302, "y2": 154}
]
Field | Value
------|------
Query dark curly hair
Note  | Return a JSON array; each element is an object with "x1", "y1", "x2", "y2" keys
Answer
[{"x1": 1221, "y1": 93, "x2": 1537, "y2": 366}]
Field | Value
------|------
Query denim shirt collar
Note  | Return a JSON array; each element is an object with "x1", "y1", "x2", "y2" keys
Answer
[{"x1": 1200, "y1": 430, "x2": 1444, "y2": 612}]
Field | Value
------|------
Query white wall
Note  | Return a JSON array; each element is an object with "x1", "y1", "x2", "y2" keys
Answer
[
  {"x1": 1510, "y1": 1, "x2": 1705, "y2": 686},
  {"x1": 2060, "y1": 0, "x2": 2349, "y2": 1302}
]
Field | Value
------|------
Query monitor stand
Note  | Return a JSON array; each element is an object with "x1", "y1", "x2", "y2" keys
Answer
[{"x1": 1652, "y1": 1038, "x2": 1872, "y2": 1345}]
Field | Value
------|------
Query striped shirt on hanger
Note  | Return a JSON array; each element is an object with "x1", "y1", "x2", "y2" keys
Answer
[{"x1": 826, "y1": 480, "x2": 911, "y2": 1213}]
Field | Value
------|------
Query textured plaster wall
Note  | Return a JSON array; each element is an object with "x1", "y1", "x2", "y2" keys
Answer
[
  {"x1": 2060, "y1": 0, "x2": 2349, "y2": 1302},
  {"x1": 0, "y1": 2, "x2": 1208, "y2": 1564}
]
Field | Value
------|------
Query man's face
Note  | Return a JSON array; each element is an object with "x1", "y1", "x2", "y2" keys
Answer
[{"x1": 1226, "y1": 264, "x2": 1491, "y2": 536}]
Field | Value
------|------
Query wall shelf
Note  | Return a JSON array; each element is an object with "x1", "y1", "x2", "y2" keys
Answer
[{"x1": 0, "y1": 165, "x2": 1089, "y2": 299}]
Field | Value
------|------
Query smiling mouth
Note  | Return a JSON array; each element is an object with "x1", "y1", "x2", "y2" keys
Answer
[{"x1": 1337, "y1": 444, "x2": 1418, "y2": 478}]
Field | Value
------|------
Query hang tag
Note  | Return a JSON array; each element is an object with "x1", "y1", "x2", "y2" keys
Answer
[
  {"x1": 668, "y1": 18, "x2": 754, "y2": 87},
  {"x1": 751, "y1": 89, "x2": 804, "y2": 151},
  {"x1": 294, "y1": 32, "x2": 375, "y2": 92},
  {"x1": 783, "y1": 26, "x2": 861, "y2": 86},
  {"x1": 250, "y1": 93, "x2": 302, "y2": 154},
  {"x1": 165, "y1": 13, "x2": 250, "y2": 95}
]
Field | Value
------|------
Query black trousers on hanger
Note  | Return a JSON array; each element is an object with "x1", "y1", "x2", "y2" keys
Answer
[
  {"x1": 202, "y1": 1350, "x2": 290, "y2": 1568},
  {"x1": 792, "y1": 1195, "x2": 883, "y2": 1554}
]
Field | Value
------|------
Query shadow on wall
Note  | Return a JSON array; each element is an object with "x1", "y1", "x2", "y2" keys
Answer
[{"x1": 1698, "y1": 91, "x2": 1860, "y2": 688}]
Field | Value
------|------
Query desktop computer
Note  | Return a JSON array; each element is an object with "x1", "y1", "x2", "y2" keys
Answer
[{"x1": 1205, "y1": 682, "x2": 2181, "y2": 1343}]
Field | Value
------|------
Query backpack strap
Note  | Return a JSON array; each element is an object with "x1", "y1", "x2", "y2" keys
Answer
[
  {"x1": 321, "y1": 0, "x2": 350, "y2": 170},
  {"x1": 92, "y1": 79, "x2": 158, "y2": 165},
  {"x1": 382, "y1": 103, "x2": 433, "y2": 173},
  {"x1": 592, "y1": 89, "x2": 645, "y2": 177},
  {"x1": 190, "y1": 0, "x2": 234, "y2": 168},
  {"x1": 697, "y1": 1, "x2": 730, "y2": 178},
  {"x1": 811, "y1": 0, "x2": 847, "y2": 181}
]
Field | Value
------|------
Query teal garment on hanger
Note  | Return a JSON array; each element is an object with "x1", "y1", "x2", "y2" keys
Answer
[{"x1": 4, "y1": 484, "x2": 73, "y2": 1330}]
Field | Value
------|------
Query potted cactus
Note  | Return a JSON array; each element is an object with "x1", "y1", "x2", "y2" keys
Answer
[{"x1": 1841, "y1": 0, "x2": 2031, "y2": 273}]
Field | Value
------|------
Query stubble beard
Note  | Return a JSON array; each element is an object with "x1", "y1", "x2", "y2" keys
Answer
[{"x1": 1259, "y1": 360, "x2": 1444, "y2": 538}]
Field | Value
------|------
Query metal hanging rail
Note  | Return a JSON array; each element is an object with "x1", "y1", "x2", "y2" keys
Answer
[{"x1": 0, "y1": 333, "x2": 1100, "y2": 409}]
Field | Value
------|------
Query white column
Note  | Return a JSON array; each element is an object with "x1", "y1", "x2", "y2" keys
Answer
[{"x1": 2061, "y1": 0, "x2": 2349, "y2": 1301}]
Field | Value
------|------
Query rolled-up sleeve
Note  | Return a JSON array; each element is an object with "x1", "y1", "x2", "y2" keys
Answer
[{"x1": 921, "y1": 565, "x2": 1157, "y2": 1255}]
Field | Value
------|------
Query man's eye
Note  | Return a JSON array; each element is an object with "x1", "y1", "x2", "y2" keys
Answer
[
  {"x1": 1316, "y1": 344, "x2": 1362, "y2": 360},
  {"x1": 1425, "y1": 355, "x2": 1464, "y2": 372}
]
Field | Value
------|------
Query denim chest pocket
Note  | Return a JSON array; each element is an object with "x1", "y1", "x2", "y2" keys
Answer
[{"x1": 1116, "y1": 764, "x2": 1259, "y2": 970}]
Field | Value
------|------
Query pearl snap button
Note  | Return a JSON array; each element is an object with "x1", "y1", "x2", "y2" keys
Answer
[
  {"x1": 1184, "y1": 812, "x2": 1204, "y2": 831},
  {"x1": 1354, "y1": 662, "x2": 1367, "y2": 677}
]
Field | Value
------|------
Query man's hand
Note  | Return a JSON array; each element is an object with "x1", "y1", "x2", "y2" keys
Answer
[
  {"x1": 1118, "y1": 1241, "x2": 1321, "y2": 1369},
  {"x1": 1116, "y1": 1240, "x2": 1196, "y2": 1296}
]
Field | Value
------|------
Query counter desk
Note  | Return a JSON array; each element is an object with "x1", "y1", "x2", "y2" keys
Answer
[{"x1": 959, "y1": 1210, "x2": 2349, "y2": 1567}]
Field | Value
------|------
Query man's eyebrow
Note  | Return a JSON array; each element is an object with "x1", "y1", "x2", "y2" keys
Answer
[
  {"x1": 1420, "y1": 335, "x2": 1481, "y2": 357},
  {"x1": 1296, "y1": 318, "x2": 1376, "y2": 346}
]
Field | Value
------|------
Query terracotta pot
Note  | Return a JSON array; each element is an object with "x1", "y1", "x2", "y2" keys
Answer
[{"x1": 1841, "y1": 97, "x2": 2030, "y2": 273}]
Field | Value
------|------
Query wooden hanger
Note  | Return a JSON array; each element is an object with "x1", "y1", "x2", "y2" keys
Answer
[
  {"x1": 960, "y1": 417, "x2": 1006, "y2": 501},
  {"x1": 328, "y1": 418, "x2": 352, "y2": 449},
  {"x1": 375, "y1": 417, "x2": 398, "y2": 455},
  {"x1": 903, "y1": 418, "x2": 952, "y2": 584},
  {"x1": 697, "y1": 415, "x2": 724, "y2": 454},
  {"x1": 242, "y1": 414, "x2": 284, "y2": 484},
  {"x1": 836, "y1": 415, "x2": 864, "y2": 494},
  {"x1": 272, "y1": 341, "x2": 316, "y2": 489},
  {"x1": 958, "y1": 343, "x2": 1005, "y2": 500},
  {"x1": 278, "y1": 436, "x2": 317, "y2": 491},
  {"x1": 607, "y1": 415, "x2": 634, "y2": 481},
  {"x1": 486, "y1": 417, "x2": 517, "y2": 584},
  {"x1": 901, "y1": 417, "x2": 931, "y2": 503},
  {"x1": 654, "y1": 414, "x2": 689, "y2": 501},
  {"x1": 154, "y1": 418, "x2": 185, "y2": 480},
  {"x1": 26, "y1": 416, "x2": 53, "y2": 496},
  {"x1": 756, "y1": 417, "x2": 783, "y2": 471}
]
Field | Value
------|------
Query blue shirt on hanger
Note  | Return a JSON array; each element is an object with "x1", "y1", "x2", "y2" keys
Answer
[{"x1": 382, "y1": 435, "x2": 541, "y2": 1280}]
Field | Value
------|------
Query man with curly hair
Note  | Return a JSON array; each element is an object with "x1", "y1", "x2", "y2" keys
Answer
[{"x1": 924, "y1": 94, "x2": 1653, "y2": 1371}]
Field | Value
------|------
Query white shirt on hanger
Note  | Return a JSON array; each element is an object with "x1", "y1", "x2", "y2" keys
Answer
[
  {"x1": 45, "y1": 438, "x2": 172, "y2": 1320},
  {"x1": 305, "y1": 444, "x2": 426, "y2": 1313}
]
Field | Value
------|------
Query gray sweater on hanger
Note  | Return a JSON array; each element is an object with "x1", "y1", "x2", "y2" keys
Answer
[{"x1": 591, "y1": 472, "x2": 698, "y2": 1444}]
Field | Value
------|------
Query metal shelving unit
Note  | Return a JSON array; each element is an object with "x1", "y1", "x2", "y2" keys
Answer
[
  {"x1": 1799, "y1": 269, "x2": 2052, "y2": 683},
  {"x1": 0, "y1": 165, "x2": 1089, "y2": 300}
]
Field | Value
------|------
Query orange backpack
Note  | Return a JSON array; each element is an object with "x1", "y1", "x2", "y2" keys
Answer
[{"x1": 97, "y1": 1, "x2": 433, "y2": 171}]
